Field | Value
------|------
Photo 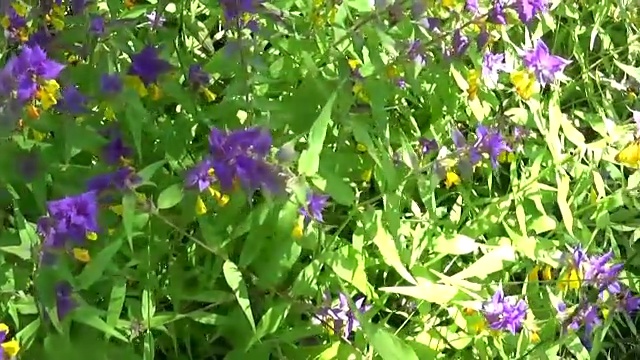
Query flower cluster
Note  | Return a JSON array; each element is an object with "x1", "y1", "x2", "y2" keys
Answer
[
  {"x1": 313, "y1": 292, "x2": 372, "y2": 339},
  {"x1": 0, "y1": 323, "x2": 20, "y2": 359},
  {"x1": 481, "y1": 285, "x2": 528, "y2": 334},
  {"x1": 186, "y1": 127, "x2": 283, "y2": 196}
]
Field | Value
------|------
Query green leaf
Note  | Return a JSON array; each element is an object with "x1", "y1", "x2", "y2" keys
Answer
[
  {"x1": 324, "y1": 245, "x2": 374, "y2": 298},
  {"x1": 136, "y1": 160, "x2": 167, "y2": 183},
  {"x1": 614, "y1": 60, "x2": 640, "y2": 83},
  {"x1": 556, "y1": 172, "x2": 574, "y2": 236},
  {"x1": 222, "y1": 260, "x2": 256, "y2": 332},
  {"x1": 365, "y1": 326, "x2": 419, "y2": 360},
  {"x1": 379, "y1": 283, "x2": 460, "y2": 305},
  {"x1": 157, "y1": 183, "x2": 184, "y2": 210},
  {"x1": 72, "y1": 307, "x2": 128, "y2": 342},
  {"x1": 372, "y1": 212, "x2": 416, "y2": 284},
  {"x1": 298, "y1": 90, "x2": 337, "y2": 176},
  {"x1": 106, "y1": 279, "x2": 127, "y2": 339},
  {"x1": 122, "y1": 192, "x2": 136, "y2": 245},
  {"x1": 248, "y1": 302, "x2": 291, "y2": 349},
  {"x1": 77, "y1": 239, "x2": 123, "y2": 289},
  {"x1": 433, "y1": 234, "x2": 479, "y2": 255},
  {"x1": 452, "y1": 245, "x2": 516, "y2": 280}
]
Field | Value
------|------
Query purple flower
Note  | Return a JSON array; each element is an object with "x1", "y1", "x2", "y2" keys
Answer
[
  {"x1": 522, "y1": 39, "x2": 571, "y2": 87},
  {"x1": 465, "y1": 0, "x2": 479, "y2": 14},
  {"x1": 583, "y1": 252, "x2": 623, "y2": 294},
  {"x1": 313, "y1": 292, "x2": 372, "y2": 339},
  {"x1": 420, "y1": 17, "x2": 442, "y2": 33},
  {"x1": 185, "y1": 158, "x2": 216, "y2": 192},
  {"x1": 26, "y1": 27, "x2": 55, "y2": 51},
  {"x1": 481, "y1": 285, "x2": 528, "y2": 334},
  {"x1": 70, "y1": 0, "x2": 88, "y2": 15},
  {"x1": 55, "y1": 281, "x2": 77, "y2": 321},
  {"x1": 565, "y1": 303, "x2": 601, "y2": 335},
  {"x1": 38, "y1": 191, "x2": 100, "y2": 248},
  {"x1": 90, "y1": 15, "x2": 106, "y2": 35},
  {"x1": 299, "y1": 192, "x2": 329, "y2": 225},
  {"x1": 474, "y1": 126, "x2": 512, "y2": 168},
  {"x1": 515, "y1": 0, "x2": 549, "y2": 24},
  {"x1": 482, "y1": 52, "x2": 509, "y2": 88},
  {"x1": 616, "y1": 289, "x2": 640, "y2": 314},
  {"x1": 418, "y1": 138, "x2": 438, "y2": 155},
  {"x1": 147, "y1": 10, "x2": 165, "y2": 28},
  {"x1": 477, "y1": 28, "x2": 490, "y2": 49},
  {"x1": 87, "y1": 167, "x2": 140, "y2": 194},
  {"x1": 100, "y1": 73, "x2": 123, "y2": 94},
  {"x1": 488, "y1": 0, "x2": 507, "y2": 24},
  {"x1": 407, "y1": 40, "x2": 425, "y2": 66},
  {"x1": 207, "y1": 127, "x2": 283, "y2": 195},
  {"x1": 128, "y1": 46, "x2": 172, "y2": 86},
  {"x1": 188, "y1": 64, "x2": 211, "y2": 88},
  {"x1": 3, "y1": 44, "x2": 65, "y2": 101},
  {"x1": 57, "y1": 85, "x2": 88, "y2": 114},
  {"x1": 451, "y1": 30, "x2": 470, "y2": 58},
  {"x1": 219, "y1": 0, "x2": 263, "y2": 28}
]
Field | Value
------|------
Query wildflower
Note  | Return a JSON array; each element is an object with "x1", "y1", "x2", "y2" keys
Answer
[
  {"x1": 583, "y1": 252, "x2": 623, "y2": 294},
  {"x1": 313, "y1": 292, "x2": 372, "y2": 339},
  {"x1": 563, "y1": 303, "x2": 601, "y2": 335},
  {"x1": 482, "y1": 52, "x2": 509, "y2": 89},
  {"x1": 510, "y1": 70, "x2": 536, "y2": 99},
  {"x1": 474, "y1": 125, "x2": 512, "y2": 168},
  {"x1": 1, "y1": 5, "x2": 28, "y2": 42},
  {"x1": 188, "y1": 64, "x2": 211, "y2": 88},
  {"x1": 72, "y1": 247, "x2": 90, "y2": 262},
  {"x1": 128, "y1": 46, "x2": 172, "y2": 86},
  {"x1": 100, "y1": 73, "x2": 123, "y2": 95},
  {"x1": 71, "y1": 0, "x2": 88, "y2": 14},
  {"x1": 38, "y1": 191, "x2": 100, "y2": 248},
  {"x1": 89, "y1": 15, "x2": 106, "y2": 36},
  {"x1": 219, "y1": 0, "x2": 263, "y2": 28},
  {"x1": 299, "y1": 192, "x2": 329, "y2": 225},
  {"x1": 450, "y1": 29, "x2": 470, "y2": 58},
  {"x1": 522, "y1": 39, "x2": 571, "y2": 87},
  {"x1": 615, "y1": 289, "x2": 640, "y2": 314},
  {"x1": 451, "y1": 128, "x2": 481, "y2": 169},
  {"x1": 467, "y1": 69, "x2": 480, "y2": 100},
  {"x1": 0, "y1": 323, "x2": 19, "y2": 358},
  {"x1": 515, "y1": 0, "x2": 548, "y2": 24},
  {"x1": 465, "y1": 0, "x2": 478, "y2": 14},
  {"x1": 444, "y1": 171, "x2": 461, "y2": 188},
  {"x1": 419, "y1": 138, "x2": 438, "y2": 155},
  {"x1": 407, "y1": 40, "x2": 426, "y2": 66},
  {"x1": 57, "y1": 85, "x2": 88, "y2": 115},
  {"x1": 55, "y1": 281, "x2": 77, "y2": 321},
  {"x1": 420, "y1": 17, "x2": 442, "y2": 33},
  {"x1": 102, "y1": 131, "x2": 132, "y2": 165},
  {"x1": 146, "y1": 10, "x2": 165, "y2": 28},
  {"x1": 87, "y1": 167, "x2": 141, "y2": 194},
  {"x1": 185, "y1": 159, "x2": 216, "y2": 192},
  {"x1": 3, "y1": 44, "x2": 65, "y2": 101},
  {"x1": 476, "y1": 28, "x2": 490, "y2": 49},
  {"x1": 488, "y1": 0, "x2": 507, "y2": 24},
  {"x1": 481, "y1": 285, "x2": 528, "y2": 334},
  {"x1": 207, "y1": 127, "x2": 282, "y2": 194},
  {"x1": 36, "y1": 79, "x2": 61, "y2": 109}
]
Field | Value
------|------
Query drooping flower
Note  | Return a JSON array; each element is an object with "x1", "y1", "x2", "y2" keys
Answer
[
  {"x1": 481, "y1": 285, "x2": 528, "y2": 334},
  {"x1": 522, "y1": 39, "x2": 571, "y2": 87},
  {"x1": 473, "y1": 125, "x2": 512, "y2": 168},
  {"x1": 188, "y1": 64, "x2": 211, "y2": 88},
  {"x1": 146, "y1": 10, "x2": 165, "y2": 28},
  {"x1": 313, "y1": 292, "x2": 372, "y2": 339},
  {"x1": 89, "y1": 15, "x2": 106, "y2": 35},
  {"x1": 100, "y1": 73, "x2": 123, "y2": 94},
  {"x1": 128, "y1": 46, "x2": 172, "y2": 86},
  {"x1": 482, "y1": 52, "x2": 510, "y2": 88},
  {"x1": 0, "y1": 323, "x2": 20, "y2": 358},
  {"x1": 101, "y1": 128, "x2": 132, "y2": 165},
  {"x1": 477, "y1": 28, "x2": 490, "y2": 49},
  {"x1": 418, "y1": 138, "x2": 438, "y2": 155},
  {"x1": 219, "y1": 0, "x2": 263, "y2": 28},
  {"x1": 3, "y1": 44, "x2": 65, "y2": 101},
  {"x1": 515, "y1": 0, "x2": 549, "y2": 24},
  {"x1": 38, "y1": 191, "x2": 100, "y2": 249},
  {"x1": 57, "y1": 85, "x2": 88, "y2": 114},
  {"x1": 185, "y1": 158, "x2": 216, "y2": 192},
  {"x1": 583, "y1": 252, "x2": 623, "y2": 294},
  {"x1": 207, "y1": 127, "x2": 283, "y2": 194},
  {"x1": 465, "y1": 0, "x2": 479, "y2": 14},
  {"x1": 299, "y1": 192, "x2": 329, "y2": 225},
  {"x1": 488, "y1": 0, "x2": 507, "y2": 24},
  {"x1": 450, "y1": 29, "x2": 470, "y2": 58},
  {"x1": 407, "y1": 40, "x2": 426, "y2": 66},
  {"x1": 55, "y1": 281, "x2": 77, "y2": 321}
]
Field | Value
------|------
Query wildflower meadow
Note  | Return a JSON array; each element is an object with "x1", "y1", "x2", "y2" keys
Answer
[{"x1": 0, "y1": 0, "x2": 640, "y2": 359}]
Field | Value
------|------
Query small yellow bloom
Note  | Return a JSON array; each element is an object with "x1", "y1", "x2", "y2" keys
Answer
[
  {"x1": 124, "y1": 0, "x2": 135, "y2": 9},
  {"x1": 148, "y1": 83, "x2": 162, "y2": 100},
  {"x1": 12, "y1": 3, "x2": 29, "y2": 17},
  {"x1": 0, "y1": 323, "x2": 9, "y2": 334},
  {"x1": 463, "y1": 307, "x2": 477, "y2": 316},
  {"x1": 356, "y1": 143, "x2": 367, "y2": 153},
  {"x1": 195, "y1": 195, "x2": 207, "y2": 215},
  {"x1": 541, "y1": 265, "x2": 553, "y2": 281},
  {"x1": 497, "y1": 151, "x2": 515, "y2": 163},
  {"x1": 26, "y1": 104, "x2": 40, "y2": 119},
  {"x1": 444, "y1": 171, "x2": 461, "y2": 188},
  {"x1": 530, "y1": 331, "x2": 540, "y2": 343},
  {"x1": 124, "y1": 75, "x2": 148, "y2": 97},
  {"x1": 627, "y1": 91, "x2": 637, "y2": 101},
  {"x1": 348, "y1": 59, "x2": 361, "y2": 71},
  {"x1": 528, "y1": 266, "x2": 541, "y2": 281},
  {"x1": 1, "y1": 339, "x2": 19, "y2": 357},
  {"x1": 353, "y1": 82, "x2": 369, "y2": 103},
  {"x1": 442, "y1": 0, "x2": 456, "y2": 8},
  {"x1": 201, "y1": 88, "x2": 216, "y2": 102},
  {"x1": 73, "y1": 248, "x2": 91, "y2": 263},
  {"x1": 208, "y1": 187, "x2": 230, "y2": 207},
  {"x1": 86, "y1": 231, "x2": 98, "y2": 241},
  {"x1": 558, "y1": 268, "x2": 581, "y2": 291},
  {"x1": 510, "y1": 70, "x2": 536, "y2": 100},
  {"x1": 467, "y1": 69, "x2": 480, "y2": 100},
  {"x1": 361, "y1": 168, "x2": 373, "y2": 182},
  {"x1": 292, "y1": 216, "x2": 304, "y2": 239}
]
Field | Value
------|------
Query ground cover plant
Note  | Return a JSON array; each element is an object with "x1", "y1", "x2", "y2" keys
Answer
[{"x1": 0, "y1": 0, "x2": 640, "y2": 359}]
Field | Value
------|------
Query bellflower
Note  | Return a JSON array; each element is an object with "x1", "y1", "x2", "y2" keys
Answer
[
  {"x1": 87, "y1": 167, "x2": 141, "y2": 194},
  {"x1": 616, "y1": 289, "x2": 640, "y2": 314},
  {"x1": 419, "y1": 138, "x2": 438, "y2": 155},
  {"x1": 100, "y1": 73, "x2": 123, "y2": 94},
  {"x1": 474, "y1": 125, "x2": 512, "y2": 168},
  {"x1": 583, "y1": 252, "x2": 623, "y2": 294},
  {"x1": 451, "y1": 29, "x2": 470, "y2": 58},
  {"x1": 128, "y1": 46, "x2": 172, "y2": 86},
  {"x1": 3, "y1": 44, "x2": 65, "y2": 101},
  {"x1": 465, "y1": 0, "x2": 479, "y2": 14},
  {"x1": 481, "y1": 285, "x2": 528, "y2": 334},
  {"x1": 407, "y1": 40, "x2": 425, "y2": 66},
  {"x1": 515, "y1": 0, "x2": 549, "y2": 24},
  {"x1": 522, "y1": 39, "x2": 571, "y2": 87},
  {"x1": 38, "y1": 191, "x2": 100, "y2": 248},
  {"x1": 299, "y1": 192, "x2": 329, "y2": 225},
  {"x1": 219, "y1": 0, "x2": 263, "y2": 28},
  {"x1": 101, "y1": 128, "x2": 132, "y2": 165},
  {"x1": 313, "y1": 292, "x2": 372, "y2": 339},
  {"x1": 89, "y1": 15, "x2": 106, "y2": 35},
  {"x1": 482, "y1": 52, "x2": 509, "y2": 88},
  {"x1": 207, "y1": 127, "x2": 282, "y2": 194},
  {"x1": 57, "y1": 85, "x2": 88, "y2": 114},
  {"x1": 188, "y1": 64, "x2": 211, "y2": 88},
  {"x1": 55, "y1": 281, "x2": 78, "y2": 321},
  {"x1": 185, "y1": 158, "x2": 216, "y2": 192},
  {"x1": 488, "y1": 0, "x2": 507, "y2": 24}
]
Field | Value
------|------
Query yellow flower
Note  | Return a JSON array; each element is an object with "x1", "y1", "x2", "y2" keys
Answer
[
  {"x1": 348, "y1": 59, "x2": 361, "y2": 71},
  {"x1": 124, "y1": 75, "x2": 148, "y2": 97},
  {"x1": 467, "y1": 69, "x2": 480, "y2": 100},
  {"x1": 201, "y1": 88, "x2": 216, "y2": 102},
  {"x1": 148, "y1": 83, "x2": 162, "y2": 100},
  {"x1": 0, "y1": 17, "x2": 9, "y2": 29},
  {"x1": 353, "y1": 82, "x2": 369, "y2": 103},
  {"x1": 498, "y1": 151, "x2": 515, "y2": 163},
  {"x1": 530, "y1": 331, "x2": 540, "y2": 343},
  {"x1": 12, "y1": 3, "x2": 29, "y2": 17},
  {"x1": 442, "y1": 0, "x2": 456, "y2": 8},
  {"x1": 558, "y1": 268, "x2": 581, "y2": 291},
  {"x1": 86, "y1": 231, "x2": 98, "y2": 241},
  {"x1": 26, "y1": 104, "x2": 40, "y2": 119},
  {"x1": 1, "y1": 339, "x2": 19, "y2": 357},
  {"x1": 356, "y1": 143, "x2": 367, "y2": 153},
  {"x1": 195, "y1": 195, "x2": 207, "y2": 215},
  {"x1": 73, "y1": 248, "x2": 91, "y2": 263},
  {"x1": 292, "y1": 215, "x2": 304, "y2": 239},
  {"x1": 361, "y1": 168, "x2": 373, "y2": 182},
  {"x1": 444, "y1": 171, "x2": 461, "y2": 188},
  {"x1": 208, "y1": 187, "x2": 230, "y2": 207},
  {"x1": 510, "y1": 70, "x2": 536, "y2": 100}
]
